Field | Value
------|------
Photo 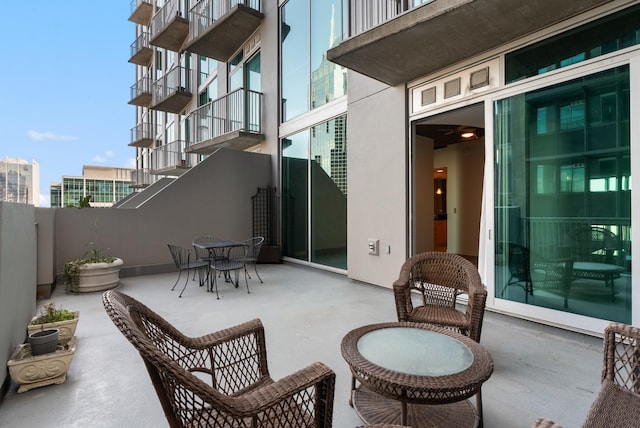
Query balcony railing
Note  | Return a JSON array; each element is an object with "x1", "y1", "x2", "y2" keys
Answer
[
  {"x1": 129, "y1": 32, "x2": 153, "y2": 66},
  {"x1": 347, "y1": 0, "x2": 431, "y2": 36},
  {"x1": 151, "y1": 66, "x2": 192, "y2": 113},
  {"x1": 130, "y1": 168, "x2": 151, "y2": 189},
  {"x1": 151, "y1": 140, "x2": 198, "y2": 176},
  {"x1": 129, "y1": 0, "x2": 154, "y2": 25},
  {"x1": 129, "y1": 122, "x2": 157, "y2": 148},
  {"x1": 150, "y1": 0, "x2": 189, "y2": 51},
  {"x1": 128, "y1": 75, "x2": 153, "y2": 107},
  {"x1": 185, "y1": 0, "x2": 263, "y2": 61},
  {"x1": 187, "y1": 88, "x2": 264, "y2": 153}
]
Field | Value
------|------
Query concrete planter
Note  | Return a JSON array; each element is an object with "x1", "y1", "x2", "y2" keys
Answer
[
  {"x1": 76, "y1": 258, "x2": 123, "y2": 293},
  {"x1": 27, "y1": 312, "x2": 79, "y2": 342},
  {"x1": 7, "y1": 336, "x2": 77, "y2": 393}
]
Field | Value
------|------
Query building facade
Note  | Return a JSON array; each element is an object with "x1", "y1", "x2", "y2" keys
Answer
[
  {"x1": 127, "y1": 0, "x2": 639, "y2": 334},
  {"x1": 50, "y1": 165, "x2": 134, "y2": 208},
  {"x1": 0, "y1": 157, "x2": 39, "y2": 206}
]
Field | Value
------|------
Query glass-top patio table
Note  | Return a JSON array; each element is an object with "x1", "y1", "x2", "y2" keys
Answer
[
  {"x1": 192, "y1": 239, "x2": 247, "y2": 296},
  {"x1": 341, "y1": 322, "x2": 494, "y2": 427}
]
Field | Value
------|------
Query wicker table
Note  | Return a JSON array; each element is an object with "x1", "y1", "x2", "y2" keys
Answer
[{"x1": 342, "y1": 322, "x2": 493, "y2": 428}]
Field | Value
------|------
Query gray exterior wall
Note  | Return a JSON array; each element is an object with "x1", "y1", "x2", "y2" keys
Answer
[
  {"x1": 0, "y1": 202, "x2": 37, "y2": 389},
  {"x1": 55, "y1": 149, "x2": 272, "y2": 278}
]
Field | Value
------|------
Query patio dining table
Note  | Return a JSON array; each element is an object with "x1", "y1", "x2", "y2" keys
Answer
[{"x1": 192, "y1": 239, "x2": 246, "y2": 293}]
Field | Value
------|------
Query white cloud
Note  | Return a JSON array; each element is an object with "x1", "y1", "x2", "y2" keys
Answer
[
  {"x1": 92, "y1": 151, "x2": 115, "y2": 163},
  {"x1": 39, "y1": 193, "x2": 50, "y2": 208},
  {"x1": 28, "y1": 130, "x2": 78, "y2": 141}
]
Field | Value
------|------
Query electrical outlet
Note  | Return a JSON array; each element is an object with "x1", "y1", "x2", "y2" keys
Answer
[{"x1": 368, "y1": 239, "x2": 379, "y2": 255}]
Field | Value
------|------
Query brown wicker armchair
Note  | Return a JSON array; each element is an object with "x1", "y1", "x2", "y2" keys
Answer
[
  {"x1": 102, "y1": 290, "x2": 336, "y2": 428},
  {"x1": 532, "y1": 322, "x2": 640, "y2": 428},
  {"x1": 393, "y1": 252, "x2": 487, "y2": 342}
]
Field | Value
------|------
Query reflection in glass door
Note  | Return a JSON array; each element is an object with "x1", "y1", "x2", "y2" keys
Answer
[{"x1": 494, "y1": 65, "x2": 631, "y2": 322}]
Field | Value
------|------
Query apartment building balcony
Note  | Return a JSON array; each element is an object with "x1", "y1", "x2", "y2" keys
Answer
[
  {"x1": 150, "y1": 140, "x2": 197, "y2": 176},
  {"x1": 128, "y1": 76, "x2": 153, "y2": 107},
  {"x1": 326, "y1": 0, "x2": 614, "y2": 86},
  {"x1": 130, "y1": 168, "x2": 151, "y2": 189},
  {"x1": 129, "y1": 32, "x2": 153, "y2": 66},
  {"x1": 183, "y1": 0, "x2": 264, "y2": 62},
  {"x1": 129, "y1": 122, "x2": 156, "y2": 148},
  {"x1": 186, "y1": 88, "x2": 264, "y2": 154},
  {"x1": 150, "y1": 66, "x2": 192, "y2": 113},
  {"x1": 129, "y1": 0, "x2": 154, "y2": 26},
  {"x1": 150, "y1": 0, "x2": 189, "y2": 52}
]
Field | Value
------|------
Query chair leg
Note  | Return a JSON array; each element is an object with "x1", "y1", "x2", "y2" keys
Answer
[
  {"x1": 212, "y1": 267, "x2": 220, "y2": 299},
  {"x1": 171, "y1": 269, "x2": 183, "y2": 291},
  {"x1": 243, "y1": 268, "x2": 250, "y2": 294},
  {"x1": 178, "y1": 269, "x2": 190, "y2": 298},
  {"x1": 253, "y1": 263, "x2": 263, "y2": 283}
]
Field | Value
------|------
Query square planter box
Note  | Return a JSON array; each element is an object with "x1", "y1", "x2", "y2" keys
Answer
[{"x1": 7, "y1": 336, "x2": 77, "y2": 393}]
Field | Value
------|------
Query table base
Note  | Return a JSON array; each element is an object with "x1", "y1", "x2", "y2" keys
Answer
[{"x1": 353, "y1": 386, "x2": 478, "y2": 428}]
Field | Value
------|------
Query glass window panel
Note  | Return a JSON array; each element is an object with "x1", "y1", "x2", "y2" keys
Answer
[
  {"x1": 282, "y1": 130, "x2": 309, "y2": 262},
  {"x1": 310, "y1": 0, "x2": 347, "y2": 109},
  {"x1": 494, "y1": 65, "x2": 631, "y2": 323},
  {"x1": 505, "y1": 4, "x2": 640, "y2": 83},
  {"x1": 281, "y1": 0, "x2": 310, "y2": 121},
  {"x1": 311, "y1": 115, "x2": 347, "y2": 269}
]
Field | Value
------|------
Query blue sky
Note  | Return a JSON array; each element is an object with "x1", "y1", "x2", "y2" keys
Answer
[{"x1": 0, "y1": 2, "x2": 135, "y2": 207}]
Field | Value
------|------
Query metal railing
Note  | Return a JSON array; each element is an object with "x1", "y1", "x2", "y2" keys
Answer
[
  {"x1": 189, "y1": 0, "x2": 262, "y2": 40},
  {"x1": 130, "y1": 32, "x2": 151, "y2": 58},
  {"x1": 130, "y1": 122, "x2": 157, "y2": 145},
  {"x1": 130, "y1": 168, "x2": 151, "y2": 187},
  {"x1": 130, "y1": 75, "x2": 152, "y2": 100},
  {"x1": 152, "y1": 66, "x2": 192, "y2": 105},
  {"x1": 151, "y1": 0, "x2": 182, "y2": 40},
  {"x1": 152, "y1": 140, "x2": 199, "y2": 172},
  {"x1": 187, "y1": 88, "x2": 263, "y2": 147},
  {"x1": 347, "y1": 0, "x2": 433, "y2": 36}
]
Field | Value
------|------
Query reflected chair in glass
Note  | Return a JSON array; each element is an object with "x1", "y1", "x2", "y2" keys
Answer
[
  {"x1": 500, "y1": 242, "x2": 573, "y2": 307},
  {"x1": 210, "y1": 244, "x2": 249, "y2": 299},
  {"x1": 393, "y1": 251, "x2": 487, "y2": 343},
  {"x1": 102, "y1": 290, "x2": 336, "y2": 428},
  {"x1": 237, "y1": 236, "x2": 264, "y2": 283},
  {"x1": 166, "y1": 243, "x2": 208, "y2": 298},
  {"x1": 532, "y1": 322, "x2": 640, "y2": 428}
]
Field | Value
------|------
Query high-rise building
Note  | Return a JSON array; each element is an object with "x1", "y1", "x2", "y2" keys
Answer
[
  {"x1": 50, "y1": 165, "x2": 134, "y2": 208},
  {"x1": 128, "y1": 0, "x2": 640, "y2": 332},
  {"x1": 0, "y1": 157, "x2": 39, "y2": 206}
]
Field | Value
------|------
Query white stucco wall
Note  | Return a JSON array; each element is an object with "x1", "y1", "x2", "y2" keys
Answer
[{"x1": 346, "y1": 72, "x2": 408, "y2": 288}]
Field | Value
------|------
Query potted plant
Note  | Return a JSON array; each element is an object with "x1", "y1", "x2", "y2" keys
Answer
[
  {"x1": 64, "y1": 219, "x2": 123, "y2": 293},
  {"x1": 64, "y1": 242, "x2": 123, "y2": 293},
  {"x1": 27, "y1": 302, "x2": 79, "y2": 342},
  {"x1": 27, "y1": 328, "x2": 59, "y2": 355},
  {"x1": 7, "y1": 336, "x2": 77, "y2": 393}
]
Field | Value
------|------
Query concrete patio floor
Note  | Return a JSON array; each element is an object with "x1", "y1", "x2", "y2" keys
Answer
[{"x1": 0, "y1": 263, "x2": 603, "y2": 428}]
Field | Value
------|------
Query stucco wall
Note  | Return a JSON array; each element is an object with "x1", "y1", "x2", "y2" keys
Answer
[
  {"x1": 55, "y1": 149, "x2": 272, "y2": 278},
  {"x1": 0, "y1": 202, "x2": 37, "y2": 389},
  {"x1": 346, "y1": 71, "x2": 408, "y2": 287}
]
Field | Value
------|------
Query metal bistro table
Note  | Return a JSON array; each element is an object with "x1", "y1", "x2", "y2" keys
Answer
[
  {"x1": 192, "y1": 239, "x2": 247, "y2": 297},
  {"x1": 342, "y1": 322, "x2": 493, "y2": 428}
]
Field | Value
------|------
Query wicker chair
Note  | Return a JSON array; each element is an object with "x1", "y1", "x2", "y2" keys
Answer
[
  {"x1": 393, "y1": 252, "x2": 487, "y2": 342},
  {"x1": 532, "y1": 322, "x2": 640, "y2": 428},
  {"x1": 102, "y1": 290, "x2": 336, "y2": 428}
]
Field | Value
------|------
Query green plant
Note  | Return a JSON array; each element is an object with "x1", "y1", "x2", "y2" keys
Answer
[
  {"x1": 64, "y1": 218, "x2": 117, "y2": 293},
  {"x1": 31, "y1": 302, "x2": 75, "y2": 325}
]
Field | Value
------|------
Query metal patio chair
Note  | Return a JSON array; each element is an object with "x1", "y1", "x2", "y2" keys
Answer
[{"x1": 166, "y1": 243, "x2": 208, "y2": 298}]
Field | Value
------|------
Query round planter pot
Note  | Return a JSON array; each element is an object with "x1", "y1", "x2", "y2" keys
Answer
[
  {"x1": 28, "y1": 329, "x2": 60, "y2": 356},
  {"x1": 77, "y1": 258, "x2": 124, "y2": 293}
]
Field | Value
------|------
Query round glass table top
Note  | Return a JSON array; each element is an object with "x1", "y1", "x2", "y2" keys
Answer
[{"x1": 356, "y1": 327, "x2": 474, "y2": 376}]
